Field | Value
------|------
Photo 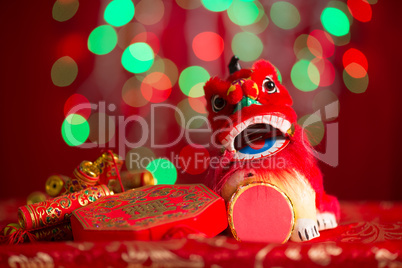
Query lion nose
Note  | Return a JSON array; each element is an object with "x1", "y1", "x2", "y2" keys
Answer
[
  {"x1": 233, "y1": 96, "x2": 261, "y2": 113},
  {"x1": 242, "y1": 80, "x2": 259, "y2": 100},
  {"x1": 227, "y1": 79, "x2": 260, "y2": 105}
]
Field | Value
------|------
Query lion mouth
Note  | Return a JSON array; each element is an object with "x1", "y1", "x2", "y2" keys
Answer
[{"x1": 221, "y1": 115, "x2": 292, "y2": 160}]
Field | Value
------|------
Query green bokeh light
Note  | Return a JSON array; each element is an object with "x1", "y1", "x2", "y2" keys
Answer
[
  {"x1": 146, "y1": 158, "x2": 177, "y2": 185},
  {"x1": 321, "y1": 7, "x2": 350, "y2": 36},
  {"x1": 175, "y1": 98, "x2": 207, "y2": 129},
  {"x1": 274, "y1": 66, "x2": 282, "y2": 83},
  {"x1": 343, "y1": 70, "x2": 369, "y2": 94},
  {"x1": 61, "y1": 114, "x2": 90, "y2": 146},
  {"x1": 88, "y1": 25, "x2": 117, "y2": 55},
  {"x1": 52, "y1": 0, "x2": 79, "y2": 22},
  {"x1": 179, "y1": 66, "x2": 210, "y2": 97},
  {"x1": 227, "y1": 0, "x2": 259, "y2": 26},
  {"x1": 104, "y1": 0, "x2": 135, "y2": 27},
  {"x1": 270, "y1": 1, "x2": 300, "y2": 30},
  {"x1": 51, "y1": 56, "x2": 78, "y2": 87},
  {"x1": 298, "y1": 114, "x2": 325, "y2": 146},
  {"x1": 201, "y1": 0, "x2": 233, "y2": 12},
  {"x1": 121, "y1": 42, "x2": 154, "y2": 73},
  {"x1": 231, "y1": 32, "x2": 263, "y2": 62},
  {"x1": 291, "y1": 60, "x2": 320, "y2": 92}
]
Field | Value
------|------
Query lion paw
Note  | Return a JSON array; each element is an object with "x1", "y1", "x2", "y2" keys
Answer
[
  {"x1": 316, "y1": 212, "x2": 338, "y2": 231},
  {"x1": 290, "y1": 218, "x2": 320, "y2": 242}
]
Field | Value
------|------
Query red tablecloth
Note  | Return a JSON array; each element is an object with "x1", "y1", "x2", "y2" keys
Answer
[{"x1": 0, "y1": 200, "x2": 401, "y2": 267}]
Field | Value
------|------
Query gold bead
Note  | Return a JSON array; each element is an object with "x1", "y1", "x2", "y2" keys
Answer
[
  {"x1": 142, "y1": 171, "x2": 155, "y2": 186},
  {"x1": 287, "y1": 124, "x2": 295, "y2": 137},
  {"x1": 27, "y1": 191, "x2": 47, "y2": 205},
  {"x1": 3, "y1": 223, "x2": 20, "y2": 236},
  {"x1": 45, "y1": 175, "x2": 65, "y2": 197}
]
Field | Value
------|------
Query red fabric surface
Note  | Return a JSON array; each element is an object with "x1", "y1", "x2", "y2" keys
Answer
[{"x1": 0, "y1": 200, "x2": 401, "y2": 267}]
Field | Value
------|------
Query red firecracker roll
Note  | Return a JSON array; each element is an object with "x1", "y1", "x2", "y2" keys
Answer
[
  {"x1": 18, "y1": 184, "x2": 111, "y2": 231},
  {"x1": 31, "y1": 222, "x2": 73, "y2": 242}
]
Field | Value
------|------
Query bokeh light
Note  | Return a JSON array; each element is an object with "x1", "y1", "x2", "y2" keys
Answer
[
  {"x1": 188, "y1": 96, "x2": 207, "y2": 114},
  {"x1": 61, "y1": 114, "x2": 90, "y2": 146},
  {"x1": 298, "y1": 114, "x2": 325, "y2": 146},
  {"x1": 176, "y1": 0, "x2": 202, "y2": 10},
  {"x1": 291, "y1": 60, "x2": 320, "y2": 92},
  {"x1": 104, "y1": 0, "x2": 135, "y2": 27},
  {"x1": 270, "y1": 1, "x2": 300, "y2": 30},
  {"x1": 146, "y1": 158, "x2": 177, "y2": 185},
  {"x1": 274, "y1": 66, "x2": 283, "y2": 84},
  {"x1": 121, "y1": 42, "x2": 154, "y2": 73},
  {"x1": 179, "y1": 144, "x2": 210, "y2": 175},
  {"x1": 88, "y1": 25, "x2": 117, "y2": 55},
  {"x1": 343, "y1": 48, "x2": 368, "y2": 78},
  {"x1": 140, "y1": 72, "x2": 172, "y2": 103},
  {"x1": 307, "y1": 30, "x2": 334, "y2": 59},
  {"x1": 331, "y1": 33, "x2": 351, "y2": 47},
  {"x1": 312, "y1": 58, "x2": 335, "y2": 87},
  {"x1": 232, "y1": 32, "x2": 263, "y2": 62},
  {"x1": 344, "y1": 63, "x2": 367, "y2": 79},
  {"x1": 175, "y1": 98, "x2": 207, "y2": 129},
  {"x1": 117, "y1": 22, "x2": 146, "y2": 49},
  {"x1": 135, "y1": 0, "x2": 164, "y2": 25},
  {"x1": 52, "y1": 0, "x2": 79, "y2": 22},
  {"x1": 294, "y1": 34, "x2": 315, "y2": 60},
  {"x1": 227, "y1": 0, "x2": 259, "y2": 26},
  {"x1": 144, "y1": 57, "x2": 179, "y2": 87},
  {"x1": 347, "y1": 0, "x2": 372, "y2": 22},
  {"x1": 64, "y1": 93, "x2": 91, "y2": 119},
  {"x1": 122, "y1": 76, "x2": 149, "y2": 107},
  {"x1": 241, "y1": 13, "x2": 269, "y2": 34},
  {"x1": 312, "y1": 89, "x2": 339, "y2": 121},
  {"x1": 201, "y1": 0, "x2": 233, "y2": 12},
  {"x1": 126, "y1": 147, "x2": 155, "y2": 172},
  {"x1": 343, "y1": 70, "x2": 369, "y2": 94},
  {"x1": 160, "y1": 59, "x2": 179, "y2": 86},
  {"x1": 192, "y1": 32, "x2": 224, "y2": 61},
  {"x1": 51, "y1": 56, "x2": 78, "y2": 87},
  {"x1": 179, "y1": 66, "x2": 209, "y2": 97},
  {"x1": 321, "y1": 7, "x2": 350, "y2": 36},
  {"x1": 306, "y1": 35, "x2": 322, "y2": 58},
  {"x1": 87, "y1": 113, "x2": 116, "y2": 145},
  {"x1": 131, "y1": 32, "x2": 160, "y2": 55}
]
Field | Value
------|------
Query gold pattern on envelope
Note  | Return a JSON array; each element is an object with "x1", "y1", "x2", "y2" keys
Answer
[
  {"x1": 122, "y1": 200, "x2": 176, "y2": 220},
  {"x1": 74, "y1": 184, "x2": 219, "y2": 231}
]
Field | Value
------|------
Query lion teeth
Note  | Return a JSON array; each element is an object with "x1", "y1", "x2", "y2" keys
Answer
[
  {"x1": 222, "y1": 115, "x2": 291, "y2": 151},
  {"x1": 280, "y1": 120, "x2": 291, "y2": 135}
]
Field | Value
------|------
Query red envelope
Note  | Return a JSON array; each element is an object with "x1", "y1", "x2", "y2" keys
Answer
[{"x1": 71, "y1": 184, "x2": 227, "y2": 241}]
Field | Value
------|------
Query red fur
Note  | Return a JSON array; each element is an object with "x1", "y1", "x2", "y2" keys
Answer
[
  {"x1": 204, "y1": 59, "x2": 339, "y2": 219},
  {"x1": 227, "y1": 84, "x2": 243, "y2": 105}
]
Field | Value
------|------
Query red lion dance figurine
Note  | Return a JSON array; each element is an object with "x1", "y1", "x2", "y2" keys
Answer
[{"x1": 204, "y1": 56, "x2": 340, "y2": 243}]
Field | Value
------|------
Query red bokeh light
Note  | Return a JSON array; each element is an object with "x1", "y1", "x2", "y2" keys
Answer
[
  {"x1": 192, "y1": 32, "x2": 224, "y2": 61},
  {"x1": 63, "y1": 93, "x2": 91, "y2": 119},
  {"x1": 347, "y1": 0, "x2": 372, "y2": 22},
  {"x1": 178, "y1": 144, "x2": 210, "y2": 175}
]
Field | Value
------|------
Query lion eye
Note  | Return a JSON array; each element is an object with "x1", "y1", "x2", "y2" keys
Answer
[
  {"x1": 262, "y1": 77, "x2": 279, "y2": 94},
  {"x1": 211, "y1": 95, "x2": 226, "y2": 112}
]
